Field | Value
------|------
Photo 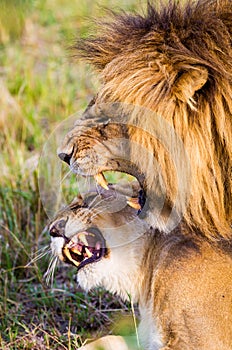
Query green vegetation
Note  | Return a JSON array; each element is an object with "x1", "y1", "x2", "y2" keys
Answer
[{"x1": 0, "y1": 0, "x2": 139, "y2": 348}]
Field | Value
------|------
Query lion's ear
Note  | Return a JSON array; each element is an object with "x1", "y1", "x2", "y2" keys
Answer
[{"x1": 173, "y1": 66, "x2": 208, "y2": 109}]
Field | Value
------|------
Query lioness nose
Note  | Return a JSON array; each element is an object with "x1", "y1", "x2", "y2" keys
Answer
[{"x1": 49, "y1": 219, "x2": 67, "y2": 238}]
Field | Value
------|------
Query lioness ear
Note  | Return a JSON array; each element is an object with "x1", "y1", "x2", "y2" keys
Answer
[{"x1": 173, "y1": 66, "x2": 208, "y2": 109}]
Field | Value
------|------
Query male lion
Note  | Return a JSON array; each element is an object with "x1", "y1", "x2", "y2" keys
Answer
[
  {"x1": 58, "y1": 0, "x2": 231, "y2": 240},
  {"x1": 48, "y1": 187, "x2": 232, "y2": 350}
]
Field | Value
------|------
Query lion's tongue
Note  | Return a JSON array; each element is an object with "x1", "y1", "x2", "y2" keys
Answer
[{"x1": 68, "y1": 236, "x2": 102, "y2": 260}]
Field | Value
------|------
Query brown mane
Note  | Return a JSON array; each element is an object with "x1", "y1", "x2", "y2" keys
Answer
[{"x1": 74, "y1": 0, "x2": 232, "y2": 240}]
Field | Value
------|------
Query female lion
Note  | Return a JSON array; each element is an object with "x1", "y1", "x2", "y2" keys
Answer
[{"x1": 48, "y1": 187, "x2": 232, "y2": 350}]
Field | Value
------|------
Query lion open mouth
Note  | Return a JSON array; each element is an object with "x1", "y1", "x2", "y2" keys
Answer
[
  {"x1": 94, "y1": 172, "x2": 144, "y2": 212},
  {"x1": 62, "y1": 227, "x2": 107, "y2": 271}
]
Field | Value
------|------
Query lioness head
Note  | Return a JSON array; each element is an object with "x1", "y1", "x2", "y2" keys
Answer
[
  {"x1": 48, "y1": 186, "x2": 148, "y2": 300},
  {"x1": 48, "y1": 185, "x2": 232, "y2": 350},
  {"x1": 57, "y1": 1, "x2": 232, "y2": 240}
]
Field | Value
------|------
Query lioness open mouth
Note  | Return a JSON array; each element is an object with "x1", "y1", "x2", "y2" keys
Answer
[{"x1": 62, "y1": 227, "x2": 107, "y2": 271}]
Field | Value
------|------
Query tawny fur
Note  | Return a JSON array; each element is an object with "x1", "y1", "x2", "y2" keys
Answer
[
  {"x1": 71, "y1": 0, "x2": 232, "y2": 240},
  {"x1": 49, "y1": 191, "x2": 232, "y2": 350}
]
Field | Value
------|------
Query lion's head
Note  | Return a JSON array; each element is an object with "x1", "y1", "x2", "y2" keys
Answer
[
  {"x1": 48, "y1": 184, "x2": 232, "y2": 350},
  {"x1": 58, "y1": 0, "x2": 232, "y2": 240},
  {"x1": 48, "y1": 185, "x2": 148, "y2": 300}
]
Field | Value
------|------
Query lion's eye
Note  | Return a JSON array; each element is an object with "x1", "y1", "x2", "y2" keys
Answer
[{"x1": 57, "y1": 220, "x2": 66, "y2": 229}]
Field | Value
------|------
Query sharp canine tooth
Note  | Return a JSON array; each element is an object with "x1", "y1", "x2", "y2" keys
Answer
[
  {"x1": 127, "y1": 197, "x2": 141, "y2": 210},
  {"x1": 85, "y1": 247, "x2": 93, "y2": 258},
  {"x1": 94, "y1": 173, "x2": 109, "y2": 190},
  {"x1": 71, "y1": 247, "x2": 81, "y2": 255},
  {"x1": 78, "y1": 233, "x2": 89, "y2": 246},
  {"x1": 63, "y1": 246, "x2": 80, "y2": 267}
]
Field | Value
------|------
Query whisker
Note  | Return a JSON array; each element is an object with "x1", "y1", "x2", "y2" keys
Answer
[
  {"x1": 88, "y1": 208, "x2": 109, "y2": 220},
  {"x1": 60, "y1": 167, "x2": 74, "y2": 183},
  {"x1": 87, "y1": 182, "x2": 108, "y2": 209},
  {"x1": 81, "y1": 203, "x2": 111, "y2": 222},
  {"x1": 26, "y1": 246, "x2": 51, "y2": 267},
  {"x1": 84, "y1": 170, "x2": 90, "y2": 189},
  {"x1": 44, "y1": 255, "x2": 59, "y2": 286},
  {"x1": 89, "y1": 197, "x2": 110, "y2": 211},
  {"x1": 49, "y1": 256, "x2": 58, "y2": 286},
  {"x1": 87, "y1": 193, "x2": 100, "y2": 209},
  {"x1": 83, "y1": 168, "x2": 93, "y2": 193}
]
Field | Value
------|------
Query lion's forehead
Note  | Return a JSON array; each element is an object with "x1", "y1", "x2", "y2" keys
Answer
[
  {"x1": 65, "y1": 207, "x2": 92, "y2": 222},
  {"x1": 50, "y1": 207, "x2": 90, "y2": 227},
  {"x1": 65, "y1": 209, "x2": 110, "y2": 227},
  {"x1": 57, "y1": 207, "x2": 136, "y2": 232}
]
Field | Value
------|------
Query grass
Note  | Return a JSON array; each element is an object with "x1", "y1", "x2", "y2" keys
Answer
[{"x1": 0, "y1": 0, "x2": 140, "y2": 349}]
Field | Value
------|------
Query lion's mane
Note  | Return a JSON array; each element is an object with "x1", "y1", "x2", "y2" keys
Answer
[{"x1": 74, "y1": 0, "x2": 232, "y2": 240}]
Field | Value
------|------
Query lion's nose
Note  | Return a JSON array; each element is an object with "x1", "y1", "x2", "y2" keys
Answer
[
  {"x1": 58, "y1": 152, "x2": 71, "y2": 165},
  {"x1": 49, "y1": 219, "x2": 68, "y2": 239},
  {"x1": 58, "y1": 146, "x2": 74, "y2": 165}
]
